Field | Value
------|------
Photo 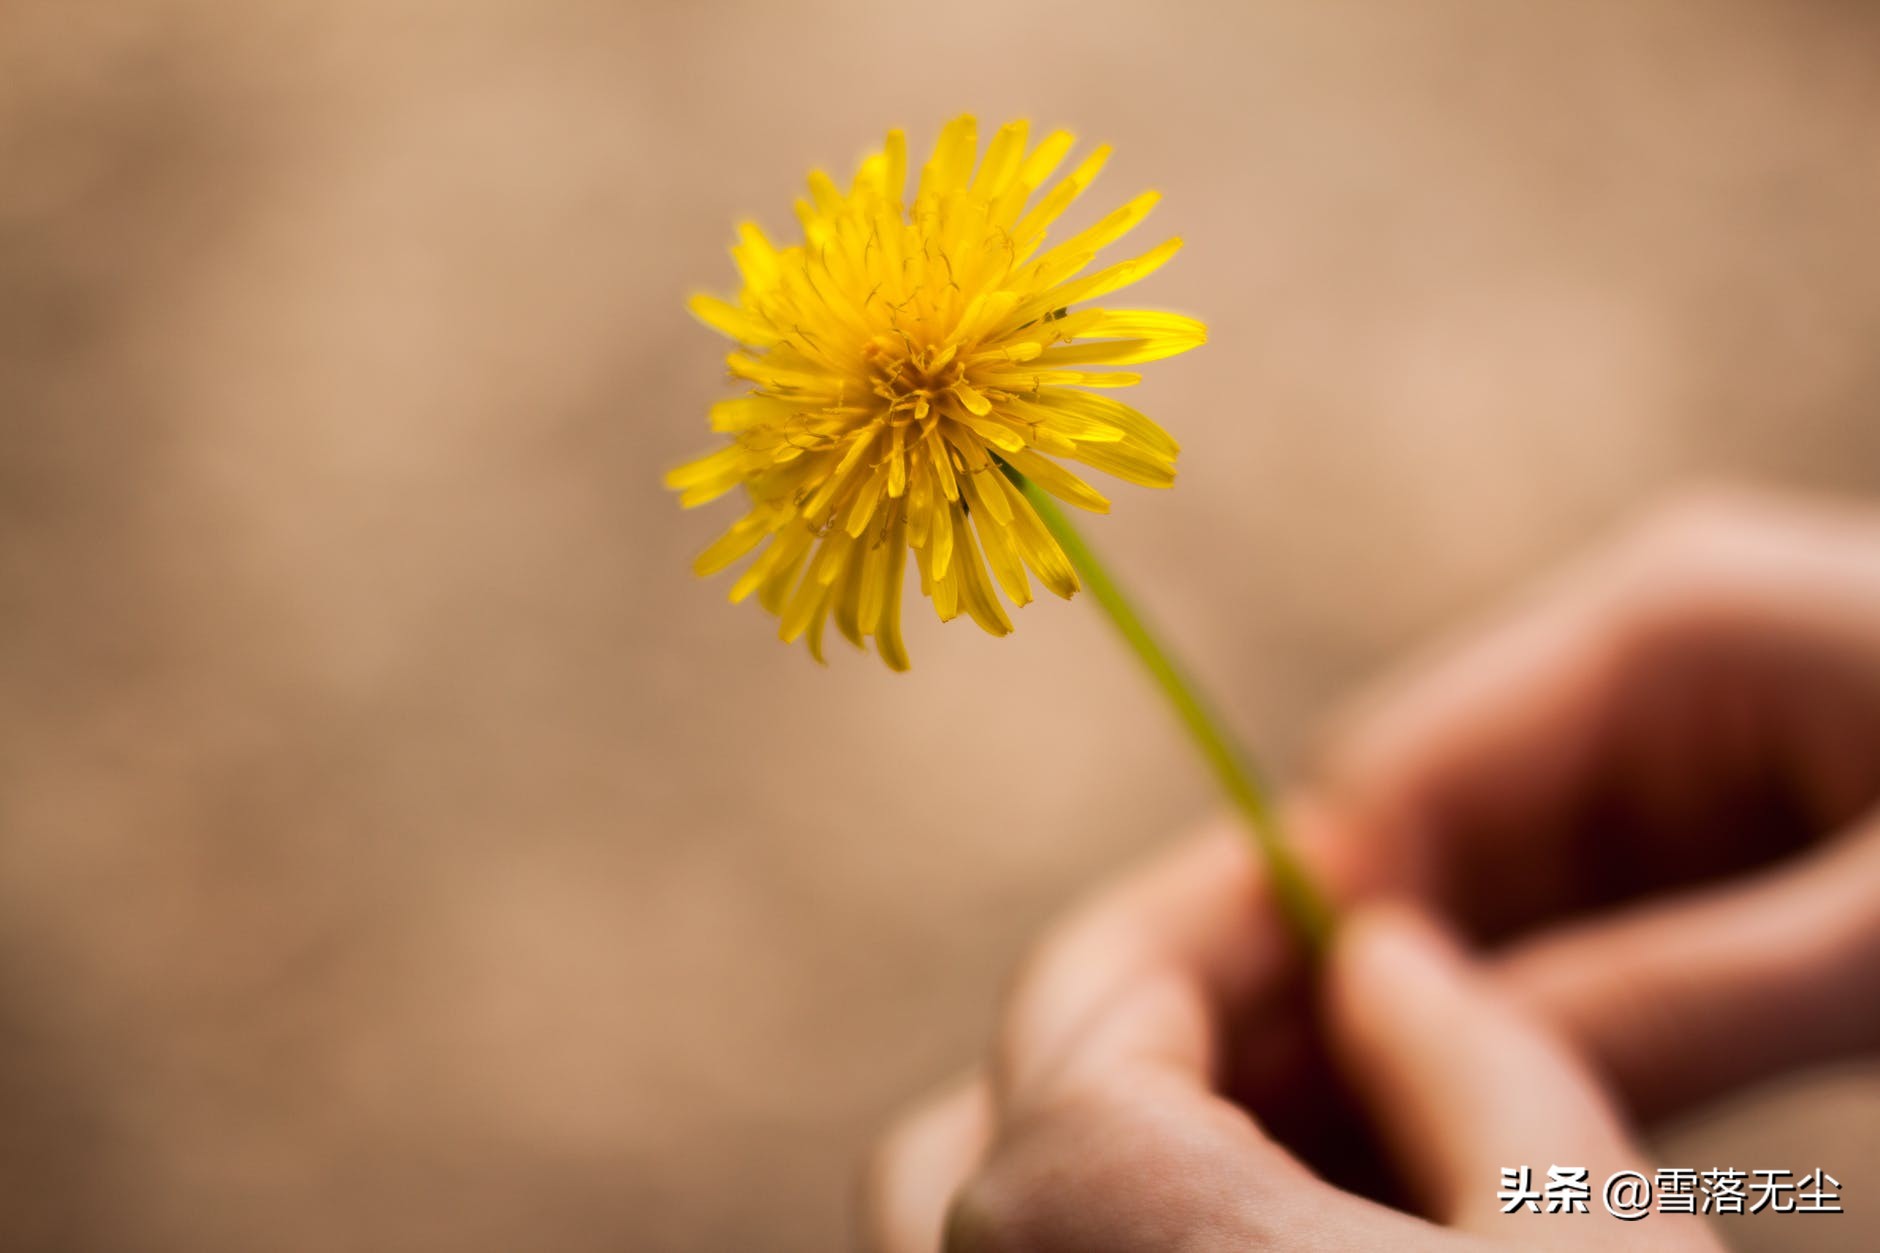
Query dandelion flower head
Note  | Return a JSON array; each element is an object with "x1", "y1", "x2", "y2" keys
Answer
[{"x1": 668, "y1": 115, "x2": 1204, "y2": 669}]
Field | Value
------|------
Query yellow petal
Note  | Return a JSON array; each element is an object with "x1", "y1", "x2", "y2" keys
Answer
[
  {"x1": 804, "y1": 596, "x2": 832, "y2": 663},
  {"x1": 731, "y1": 522, "x2": 812, "y2": 608},
  {"x1": 1069, "y1": 439, "x2": 1177, "y2": 489},
  {"x1": 779, "y1": 561, "x2": 832, "y2": 643},
  {"x1": 730, "y1": 221, "x2": 781, "y2": 292},
  {"x1": 905, "y1": 458, "x2": 933, "y2": 549},
  {"x1": 800, "y1": 427, "x2": 878, "y2": 521},
  {"x1": 1024, "y1": 191, "x2": 1161, "y2": 289},
  {"x1": 929, "y1": 486, "x2": 955, "y2": 580},
  {"x1": 688, "y1": 294, "x2": 778, "y2": 346},
  {"x1": 966, "y1": 500, "x2": 1031, "y2": 608},
  {"x1": 1016, "y1": 130, "x2": 1076, "y2": 194},
  {"x1": 664, "y1": 445, "x2": 748, "y2": 508},
  {"x1": 1030, "y1": 310, "x2": 1206, "y2": 365},
  {"x1": 887, "y1": 426, "x2": 908, "y2": 498},
  {"x1": 953, "y1": 517, "x2": 1012, "y2": 636},
  {"x1": 1082, "y1": 310, "x2": 1208, "y2": 343},
  {"x1": 1001, "y1": 476, "x2": 1080, "y2": 598},
  {"x1": 974, "y1": 368, "x2": 1143, "y2": 390},
  {"x1": 952, "y1": 381, "x2": 994, "y2": 417},
  {"x1": 964, "y1": 470, "x2": 1013, "y2": 527},
  {"x1": 924, "y1": 537, "x2": 960, "y2": 622},
  {"x1": 970, "y1": 120, "x2": 1029, "y2": 199},
  {"x1": 1030, "y1": 389, "x2": 1180, "y2": 458},
  {"x1": 1030, "y1": 339, "x2": 1192, "y2": 366},
  {"x1": 883, "y1": 129, "x2": 908, "y2": 205},
  {"x1": 950, "y1": 410, "x2": 1028, "y2": 454},
  {"x1": 1001, "y1": 395, "x2": 1123, "y2": 443},
  {"x1": 874, "y1": 511, "x2": 911, "y2": 671},
  {"x1": 1003, "y1": 237, "x2": 1184, "y2": 329},
  {"x1": 692, "y1": 512, "x2": 772, "y2": 576},
  {"x1": 709, "y1": 396, "x2": 797, "y2": 432},
  {"x1": 1014, "y1": 144, "x2": 1111, "y2": 248},
  {"x1": 842, "y1": 463, "x2": 888, "y2": 537},
  {"x1": 811, "y1": 527, "x2": 856, "y2": 586},
  {"x1": 857, "y1": 514, "x2": 897, "y2": 634},
  {"x1": 925, "y1": 426, "x2": 960, "y2": 503},
  {"x1": 919, "y1": 115, "x2": 978, "y2": 202},
  {"x1": 805, "y1": 168, "x2": 844, "y2": 216},
  {"x1": 832, "y1": 537, "x2": 869, "y2": 648},
  {"x1": 999, "y1": 448, "x2": 1111, "y2": 513}
]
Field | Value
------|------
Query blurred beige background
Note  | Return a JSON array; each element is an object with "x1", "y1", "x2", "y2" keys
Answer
[{"x1": 2, "y1": 1, "x2": 1878, "y2": 1250}]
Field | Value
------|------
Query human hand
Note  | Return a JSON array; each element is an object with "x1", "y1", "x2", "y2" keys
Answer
[
  {"x1": 1313, "y1": 487, "x2": 1880, "y2": 1114},
  {"x1": 867, "y1": 874, "x2": 1721, "y2": 1251},
  {"x1": 864, "y1": 487, "x2": 1880, "y2": 1250}
]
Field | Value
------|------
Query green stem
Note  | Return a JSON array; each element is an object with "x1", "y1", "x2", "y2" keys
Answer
[{"x1": 1005, "y1": 467, "x2": 1333, "y2": 951}]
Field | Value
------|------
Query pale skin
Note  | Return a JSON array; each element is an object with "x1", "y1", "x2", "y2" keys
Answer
[{"x1": 862, "y1": 487, "x2": 1880, "y2": 1252}]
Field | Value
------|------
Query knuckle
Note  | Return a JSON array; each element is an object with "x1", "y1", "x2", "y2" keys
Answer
[
  {"x1": 1615, "y1": 484, "x2": 1765, "y2": 597},
  {"x1": 1632, "y1": 481, "x2": 1775, "y2": 553},
  {"x1": 1596, "y1": 480, "x2": 1880, "y2": 674},
  {"x1": 1593, "y1": 483, "x2": 1798, "y2": 653}
]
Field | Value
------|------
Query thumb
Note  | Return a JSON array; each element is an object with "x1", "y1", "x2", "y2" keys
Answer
[{"x1": 1322, "y1": 905, "x2": 1707, "y2": 1248}]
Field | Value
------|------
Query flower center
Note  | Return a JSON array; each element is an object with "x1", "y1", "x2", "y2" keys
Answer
[{"x1": 863, "y1": 338, "x2": 967, "y2": 424}]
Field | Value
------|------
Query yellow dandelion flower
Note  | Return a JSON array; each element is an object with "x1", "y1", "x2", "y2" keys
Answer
[{"x1": 667, "y1": 115, "x2": 1205, "y2": 670}]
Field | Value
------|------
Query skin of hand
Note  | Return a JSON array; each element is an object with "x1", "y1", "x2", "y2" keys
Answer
[{"x1": 862, "y1": 487, "x2": 1880, "y2": 1253}]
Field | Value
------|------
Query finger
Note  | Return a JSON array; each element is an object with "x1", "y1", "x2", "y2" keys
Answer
[
  {"x1": 1324, "y1": 906, "x2": 1710, "y2": 1248},
  {"x1": 886, "y1": 812, "x2": 1389, "y2": 1253},
  {"x1": 1310, "y1": 488, "x2": 1880, "y2": 936},
  {"x1": 861, "y1": 1075, "x2": 994, "y2": 1253},
  {"x1": 1495, "y1": 809, "x2": 1880, "y2": 1119},
  {"x1": 992, "y1": 804, "x2": 1394, "y2": 1114},
  {"x1": 947, "y1": 971, "x2": 1344, "y2": 1253}
]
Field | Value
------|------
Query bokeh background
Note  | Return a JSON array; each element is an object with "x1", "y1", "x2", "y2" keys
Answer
[{"x1": 3, "y1": 1, "x2": 1877, "y2": 1250}]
